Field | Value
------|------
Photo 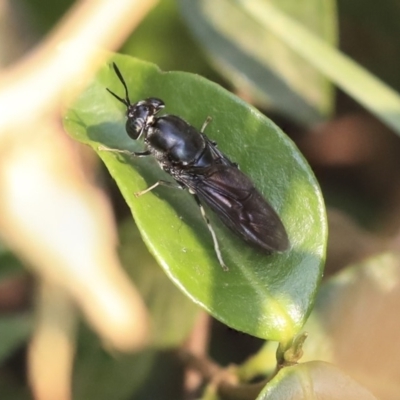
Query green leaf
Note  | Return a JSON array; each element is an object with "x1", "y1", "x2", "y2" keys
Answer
[
  {"x1": 337, "y1": 0, "x2": 400, "y2": 93},
  {"x1": 301, "y1": 251, "x2": 400, "y2": 398},
  {"x1": 0, "y1": 250, "x2": 25, "y2": 280},
  {"x1": 0, "y1": 313, "x2": 32, "y2": 364},
  {"x1": 257, "y1": 361, "x2": 378, "y2": 400},
  {"x1": 119, "y1": 219, "x2": 199, "y2": 348},
  {"x1": 178, "y1": 0, "x2": 337, "y2": 124},
  {"x1": 236, "y1": 0, "x2": 400, "y2": 137},
  {"x1": 0, "y1": 376, "x2": 31, "y2": 400},
  {"x1": 73, "y1": 327, "x2": 156, "y2": 400},
  {"x1": 64, "y1": 54, "x2": 327, "y2": 342},
  {"x1": 122, "y1": 0, "x2": 216, "y2": 77},
  {"x1": 248, "y1": 252, "x2": 400, "y2": 398}
]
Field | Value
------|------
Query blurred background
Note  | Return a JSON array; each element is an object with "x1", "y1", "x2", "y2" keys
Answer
[{"x1": 1, "y1": 0, "x2": 400, "y2": 399}]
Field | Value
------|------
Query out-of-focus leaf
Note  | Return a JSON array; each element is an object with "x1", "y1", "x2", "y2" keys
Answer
[
  {"x1": 0, "y1": 248, "x2": 25, "y2": 280},
  {"x1": 0, "y1": 376, "x2": 31, "y2": 400},
  {"x1": 0, "y1": 313, "x2": 32, "y2": 364},
  {"x1": 235, "y1": 0, "x2": 400, "y2": 137},
  {"x1": 338, "y1": 0, "x2": 400, "y2": 93},
  {"x1": 73, "y1": 327, "x2": 156, "y2": 400},
  {"x1": 123, "y1": 0, "x2": 217, "y2": 78},
  {"x1": 302, "y1": 252, "x2": 400, "y2": 399},
  {"x1": 23, "y1": 0, "x2": 73, "y2": 35},
  {"x1": 64, "y1": 54, "x2": 327, "y2": 343},
  {"x1": 257, "y1": 361, "x2": 377, "y2": 400},
  {"x1": 252, "y1": 252, "x2": 400, "y2": 399},
  {"x1": 178, "y1": 0, "x2": 337, "y2": 124}
]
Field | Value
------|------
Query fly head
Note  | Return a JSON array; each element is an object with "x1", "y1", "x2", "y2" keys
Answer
[
  {"x1": 126, "y1": 98, "x2": 165, "y2": 140},
  {"x1": 106, "y1": 62, "x2": 165, "y2": 140}
]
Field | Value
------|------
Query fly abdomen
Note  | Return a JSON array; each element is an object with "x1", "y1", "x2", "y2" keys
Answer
[{"x1": 193, "y1": 164, "x2": 289, "y2": 253}]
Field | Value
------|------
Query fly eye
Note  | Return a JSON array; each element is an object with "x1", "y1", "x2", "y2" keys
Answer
[
  {"x1": 147, "y1": 98, "x2": 165, "y2": 112},
  {"x1": 126, "y1": 118, "x2": 142, "y2": 140}
]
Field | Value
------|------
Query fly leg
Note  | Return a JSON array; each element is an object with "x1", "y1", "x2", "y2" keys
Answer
[
  {"x1": 200, "y1": 116, "x2": 218, "y2": 146},
  {"x1": 200, "y1": 117, "x2": 239, "y2": 168},
  {"x1": 200, "y1": 116, "x2": 212, "y2": 133},
  {"x1": 98, "y1": 145, "x2": 151, "y2": 158},
  {"x1": 99, "y1": 145, "x2": 181, "y2": 196},
  {"x1": 192, "y1": 193, "x2": 229, "y2": 272},
  {"x1": 135, "y1": 180, "x2": 183, "y2": 197}
]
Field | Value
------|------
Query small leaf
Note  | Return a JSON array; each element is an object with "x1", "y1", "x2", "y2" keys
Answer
[
  {"x1": 257, "y1": 361, "x2": 378, "y2": 400},
  {"x1": 64, "y1": 54, "x2": 327, "y2": 342},
  {"x1": 301, "y1": 251, "x2": 400, "y2": 398}
]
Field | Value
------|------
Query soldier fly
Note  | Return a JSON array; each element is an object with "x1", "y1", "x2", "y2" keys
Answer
[{"x1": 103, "y1": 63, "x2": 289, "y2": 271}]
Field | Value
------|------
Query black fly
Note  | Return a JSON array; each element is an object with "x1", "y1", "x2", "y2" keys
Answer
[{"x1": 103, "y1": 63, "x2": 289, "y2": 271}]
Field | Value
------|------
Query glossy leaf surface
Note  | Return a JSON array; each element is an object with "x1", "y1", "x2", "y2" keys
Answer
[
  {"x1": 119, "y1": 219, "x2": 199, "y2": 348},
  {"x1": 64, "y1": 55, "x2": 327, "y2": 342}
]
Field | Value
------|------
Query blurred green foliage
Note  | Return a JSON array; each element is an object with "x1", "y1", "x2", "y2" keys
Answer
[{"x1": 2, "y1": 0, "x2": 400, "y2": 399}]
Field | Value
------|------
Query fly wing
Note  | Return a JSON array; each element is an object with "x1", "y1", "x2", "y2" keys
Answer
[
  {"x1": 193, "y1": 165, "x2": 289, "y2": 252},
  {"x1": 202, "y1": 135, "x2": 237, "y2": 167}
]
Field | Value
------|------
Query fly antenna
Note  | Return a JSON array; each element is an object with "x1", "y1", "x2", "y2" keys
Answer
[{"x1": 106, "y1": 62, "x2": 131, "y2": 107}]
